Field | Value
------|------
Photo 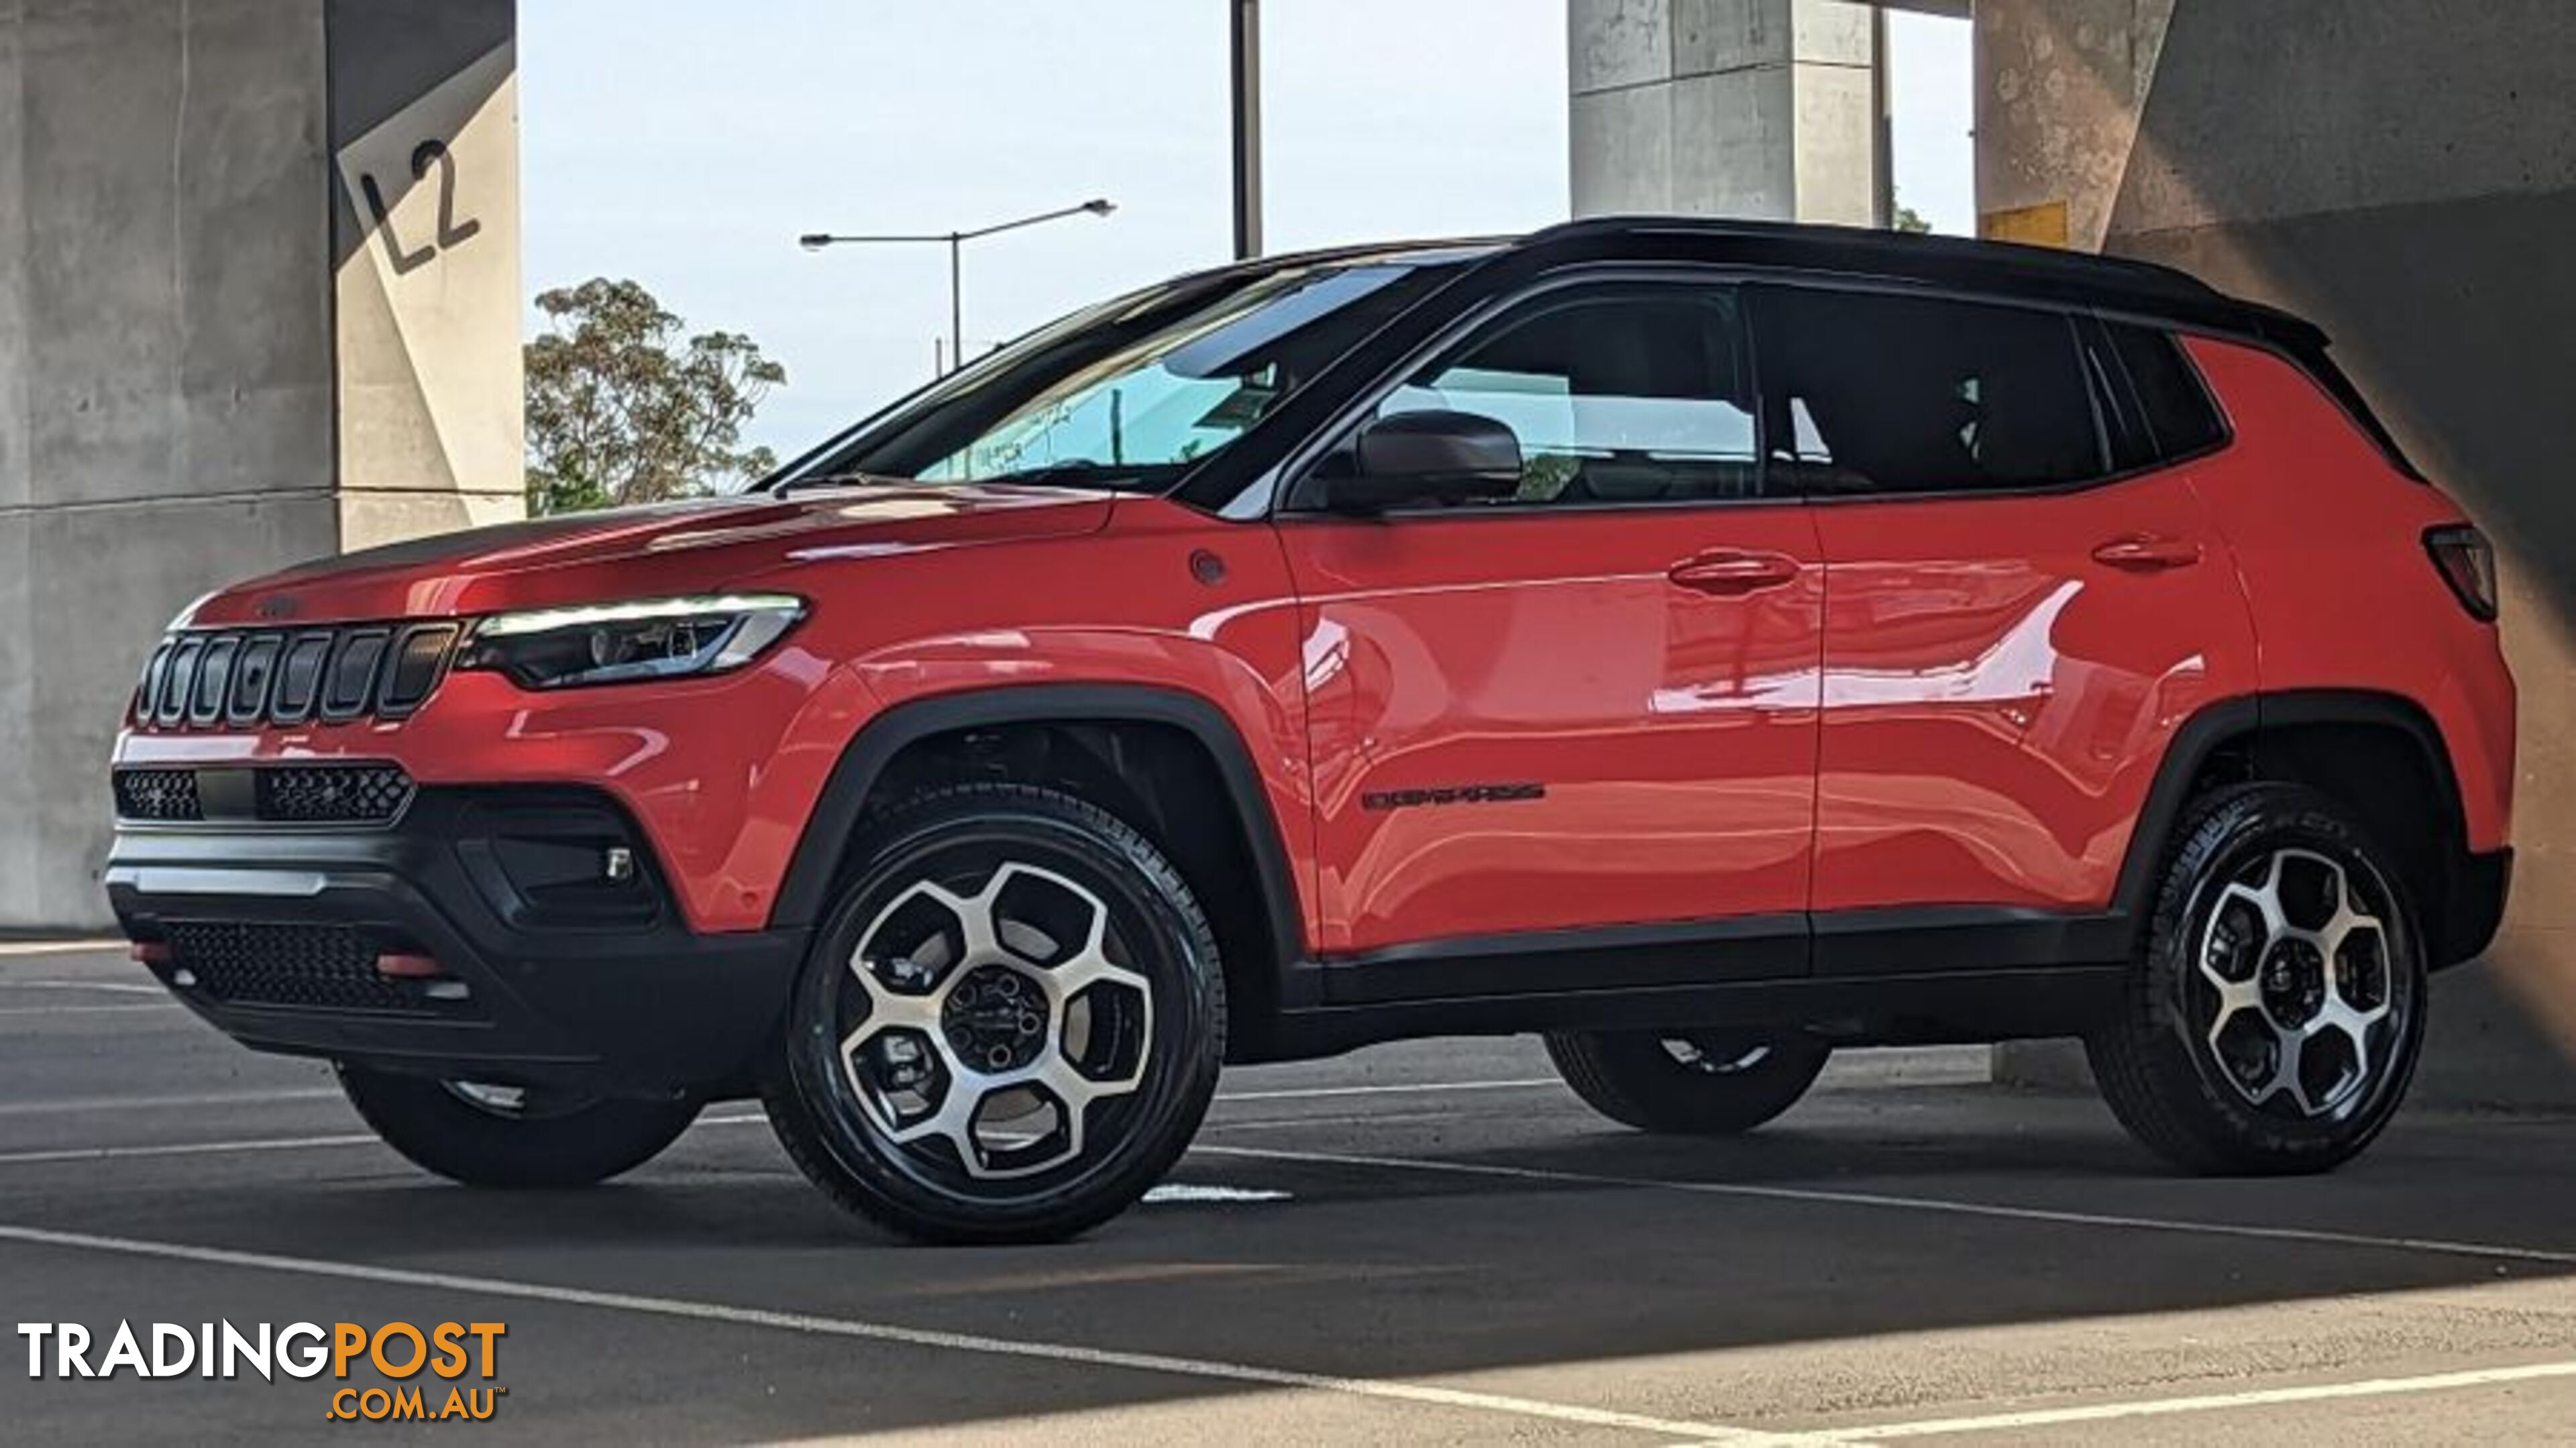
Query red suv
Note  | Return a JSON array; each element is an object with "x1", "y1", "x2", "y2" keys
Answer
[{"x1": 109, "y1": 219, "x2": 2514, "y2": 1243}]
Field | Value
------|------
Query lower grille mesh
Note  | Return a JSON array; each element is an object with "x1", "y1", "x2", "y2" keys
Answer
[
  {"x1": 111, "y1": 764, "x2": 414, "y2": 826},
  {"x1": 256, "y1": 766, "x2": 415, "y2": 824},
  {"x1": 113, "y1": 769, "x2": 203, "y2": 822},
  {"x1": 164, "y1": 922, "x2": 441, "y2": 1013}
]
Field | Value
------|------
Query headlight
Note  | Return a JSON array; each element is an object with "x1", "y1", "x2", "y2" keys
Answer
[{"x1": 458, "y1": 594, "x2": 806, "y2": 689}]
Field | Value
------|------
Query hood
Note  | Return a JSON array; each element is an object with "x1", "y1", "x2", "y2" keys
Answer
[{"x1": 178, "y1": 484, "x2": 1117, "y2": 629}]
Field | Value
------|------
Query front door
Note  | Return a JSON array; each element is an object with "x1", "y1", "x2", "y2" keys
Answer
[{"x1": 1275, "y1": 280, "x2": 1823, "y2": 983}]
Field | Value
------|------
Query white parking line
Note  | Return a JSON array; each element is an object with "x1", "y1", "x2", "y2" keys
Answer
[
  {"x1": 0, "y1": 1087, "x2": 342, "y2": 1118},
  {"x1": 0, "y1": 1003, "x2": 184, "y2": 1017},
  {"x1": 0, "y1": 1220, "x2": 1802, "y2": 1443},
  {"x1": 1214, "y1": 1078, "x2": 1559, "y2": 1102},
  {"x1": 1142, "y1": 1184, "x2": 1293, "y2": 1205},
  {"x1": 0, "y1": 1076, "x2": 1541, "y2": 1128},
  {"x1": 0, "y1": 1085, "x2": 1484, "y2": 1166},
  {"x1": 1199, "y1": 1110, "x2": 1466, "y2": 1134},
  {"x1": 0, "y1": 940, "x2": 126, "y2": 958},
  {"x1": 0, "y1": 1099, "x2": 1442, "y2": 1166},
  {"x1": 1193, "y1": 1144, "x2": 2576, "y2": 1268},
  {"x1": 0, "y1": 1133, "x2": 382, "y2": 1166},
  {"x1": 0, "y1": 978, "x2": 166, "y2": 994},
  {"x1": 18, "y1": 1105, "x2": 2565, "y2": 1275},
  {"x1": 1817, "y1": 1359, "x2": 2576, "y2": 1441}
]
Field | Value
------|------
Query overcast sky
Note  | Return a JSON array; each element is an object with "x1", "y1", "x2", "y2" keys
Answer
[{"x1": 521, "y1": 3, "x2": 1974, "y2": 456}]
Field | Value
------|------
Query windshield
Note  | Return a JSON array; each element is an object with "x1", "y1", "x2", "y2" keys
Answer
[{"x1": 766, "y1": 260, "x2": 1452, "y2": 494}]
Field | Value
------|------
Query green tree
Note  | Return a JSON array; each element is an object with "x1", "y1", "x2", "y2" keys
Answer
[
  {"x1": 1892, "y1": 203, "x2": 1933, "y2": 235},
  {"x1": 523, "y1": 278, "x2": 787, "y2": 515}
]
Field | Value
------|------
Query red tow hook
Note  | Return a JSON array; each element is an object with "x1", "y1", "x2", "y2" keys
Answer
[{"x1": 377, "y1": 952, "x2": 473, "y2": 1003}]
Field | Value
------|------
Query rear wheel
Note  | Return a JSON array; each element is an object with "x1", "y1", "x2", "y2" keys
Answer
[
  {"x1": 2087, "y1": 783, "x2": 2428, "y2": 1175},
  {"x1": 762, "y1": 783, "x2": 1225, "y2": 1245},
  {"x1": 1545, "y1": 1029, "x2": 1830, "y2": 1135},
  {"x1": 335, "y1": 1064, "x2": 700, "y2": 1187}
]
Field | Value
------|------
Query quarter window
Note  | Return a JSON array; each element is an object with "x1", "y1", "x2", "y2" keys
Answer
[
  {"x1": 1327, "y1": 284, "x2": 1762, "y2": 507},
  {"x1": 1756, "y1": 288, "x2": 2109, "y2": 496},
  {"x1": 2106, "y1": 321, "x2": 2229, "y2": 461}
]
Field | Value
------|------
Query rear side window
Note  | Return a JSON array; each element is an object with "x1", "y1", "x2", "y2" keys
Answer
[
  {"x1": 2104, "y1": 322, "x2": 2228, "y2": 461},
  {"x1": 1754, "y1": 288, "x2": 2108, "y2": 496}
]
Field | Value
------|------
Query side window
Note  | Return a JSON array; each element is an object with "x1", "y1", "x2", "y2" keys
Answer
[
  {"x1": 2104, "y1": 321, "x2": 2229, "y2": 461},
  {"x1": 1756, "y1": 288, "x2": 2108, "y2": 496},
  {"x1": 1324, "y1": 284, "x2": 1761, "y2": 507}
]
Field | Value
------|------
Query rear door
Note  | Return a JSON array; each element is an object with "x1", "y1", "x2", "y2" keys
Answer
[
  {"x1": 1750, "y1": 286, "x2": 2257, "y2": 971},
  {"x1": 1277, "y1": 278, "x2": 1823, "y2": 974}
]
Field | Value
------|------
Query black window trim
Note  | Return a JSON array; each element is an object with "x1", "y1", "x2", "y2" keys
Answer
[
  {"x1": 2076, "y1": 314, "x2": 2149, "y2": 471},
  {"x1": 2105, "y1": 314, "x2": 2239, "y2": 476},
  {"x1": 1265, "y1": 263, "x2": 2255, "y2": 519},
  {"x1": 2092, "y1": 311, "x2": 2236, "y2": 473},
  {"x1": 1743, "y1": 280, "x2": 2232, "y2": 508},
  {"x1": 1273, "y1": 264, "x2": 1780, "y2": 520},
  {"x1": 2094, "y1": 301, "x2": 2414, "y2": 481}
]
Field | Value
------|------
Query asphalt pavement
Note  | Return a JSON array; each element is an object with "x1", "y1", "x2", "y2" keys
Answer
[{"x1": 3, "y1": 939, "x2": 2571, "y2": 1445}]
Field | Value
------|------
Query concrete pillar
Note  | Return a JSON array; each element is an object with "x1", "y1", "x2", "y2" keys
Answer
[
  {"x1": 1977, "y1": 0, "x2": 2576, "y2": 1106},
  {"x1": 0, "y1": 0, "x2": 521, "y2": 930},
  {"x1": 1569, "y1": 0, "x2": 1883, "y2": 222}
]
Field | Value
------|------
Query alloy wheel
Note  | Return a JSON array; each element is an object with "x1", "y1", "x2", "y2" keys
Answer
[
  {"x1": 835, "y1": 859, "x2": 1155, "y2": 1182},
  {"x1": 2189, "y1": 846, "x2": 2412, "y2": 1121},
  {"x1": 437, "y1": 1080, "x2": 600, "y2": 1123},
  {"x1": 1658, "y1": 1032, "x2": 1774, "y2": 1075}
]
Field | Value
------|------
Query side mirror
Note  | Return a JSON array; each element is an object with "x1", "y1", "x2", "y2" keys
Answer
[{"x1": 1324, "y1": 410, "x2": 1524, "y2": 512}]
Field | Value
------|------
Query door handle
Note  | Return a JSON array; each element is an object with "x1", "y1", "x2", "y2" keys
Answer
[
  {"x1": 2090, "y1": 534, "x2": 2203, "y2": 571},
  {"x1": 1668, "y1": 551, "x2": 1803, "y2": 596}
]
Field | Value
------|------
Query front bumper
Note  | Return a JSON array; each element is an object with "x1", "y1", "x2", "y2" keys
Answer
[{"x1": 105, "y1": 787, "x2": 807, "y2": 1095}]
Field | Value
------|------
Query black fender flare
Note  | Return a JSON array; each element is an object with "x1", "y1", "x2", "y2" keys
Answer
[
  {"x1": 769, "y1": 683, "x2": 1309, "y2": 980},
  {"x1": 2113, "y1": 688, "x2": 2469, "y2": 932}
]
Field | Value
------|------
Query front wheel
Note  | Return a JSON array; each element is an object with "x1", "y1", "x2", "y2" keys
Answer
[
  {"x1": 2087, "y1": 783, "x2": 2428, "y2": 1175},
  {"x1": 335, "y1": 1064, "x2": 700, "y2": 1187},
  {"x1": 763, "y1": 783, "x2": 1226, "y2": 1245},
  {"x1": 1545, "y1": 1029, "x2": 1830, "y2": 1135}
]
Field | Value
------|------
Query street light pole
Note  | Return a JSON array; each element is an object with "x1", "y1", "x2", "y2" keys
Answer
[
  {"x1": 1231, "y1": 0, "x2": 1263, "y2": 260},
  {"x1": 800, "y1": 199, "x2": 1116, "y2": 374}
]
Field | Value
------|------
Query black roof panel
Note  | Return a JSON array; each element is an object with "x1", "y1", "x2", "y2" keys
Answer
[{"x1": 1226, "y1": 215, "x2": 2320, "y2": 349}]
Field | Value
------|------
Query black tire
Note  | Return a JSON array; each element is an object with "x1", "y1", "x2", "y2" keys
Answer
[
  {"x1": 1544, "y1": 1028, "x2": 1830, "y2": 1135},
  {"x1": 335, "y1": 1064, "x2": 700, "y2": 1188},
  {"x1": 2086, "y1": 783, "x2": 2428, "y2": 1176},
  {"x1": 762, "y1": 783, "x2": 1225, "y2": 1245}
]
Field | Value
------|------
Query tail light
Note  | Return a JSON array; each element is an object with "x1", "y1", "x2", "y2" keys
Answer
[{"x1": 2425, "y1": 525, "x2": 2500, "y2": 622}]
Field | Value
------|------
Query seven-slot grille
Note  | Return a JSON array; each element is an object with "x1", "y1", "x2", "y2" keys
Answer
[
  {"x1": 160, "y1": 922, "x2": 447, "y2": 1013},
  {"x1": 110, "y1": 763, "x2": 416, "y2": 826},
  {"x1": 131, "y1": 621, "x2": 462, "y2": 731}
]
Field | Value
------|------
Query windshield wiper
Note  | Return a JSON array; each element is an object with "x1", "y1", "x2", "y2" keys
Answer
[
  {"x1": 770, "y1": 470, "x2": 911, "y2": 497},
  {"x1": 969, "y1": 461, "x2": 1152, "y2": 490},
  {"x1": 771, "y1": 461, "x2": 1152, "y2": 496}
]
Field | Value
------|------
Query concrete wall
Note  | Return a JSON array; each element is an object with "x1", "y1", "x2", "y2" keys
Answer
[
  {"x1": 1570, "y1": 0, "x2": 1882, "y2": 221},
  {"x1": 1978, "y1": 0, "x2": 2576, "y2": 1105},
  {"x1": 327, "y1": 0, "x2": 523, "y2": 552},
  {"x1": 0, "y1": 0, "x2": 520, "y2": 931}
]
